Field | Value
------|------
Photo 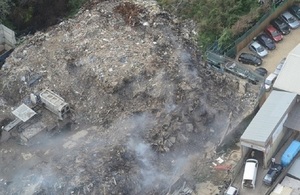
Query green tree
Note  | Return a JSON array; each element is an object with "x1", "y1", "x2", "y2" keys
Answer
[
  {"x1": 157, "y1": 0, "x2": 262, "y2": 49},
  {"x1": 0, "y1": 0, "x2": 11, "y2": 23}
]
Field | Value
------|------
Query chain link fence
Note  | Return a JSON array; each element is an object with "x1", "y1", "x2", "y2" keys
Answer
[{"x1": 206, "y1": 0, "x2": 295, "y2": 59}]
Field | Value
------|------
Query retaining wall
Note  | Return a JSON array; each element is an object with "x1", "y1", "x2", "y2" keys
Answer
[{"x1": 0, "y1": 24, "x2": 16, "y2": 52}]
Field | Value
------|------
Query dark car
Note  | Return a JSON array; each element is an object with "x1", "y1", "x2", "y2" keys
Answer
[
  {"x1": 0, "y1": 49, "x2": 14, "y2": 69},
  {"x1": 263, "y1": 163, "x2": 283, "y2": 186},
  {"x1": 289, "y1": 4, "x2": 300, "y2": 20},
  {"x1": 256, "y1": 33, "x2": 276, "y2": 50},
  {"x1": 255, "y1": 67, "x2": 268, "y2": 76},
  {"x1": 265, "y1": 25, "x2": 283, "y2": 42},
  {"x1": 238, "y1": 53, "x2": 262, "y2": 66},
  {"x1": 270, "y1": 17, "x2": 291, "y2": 35}
]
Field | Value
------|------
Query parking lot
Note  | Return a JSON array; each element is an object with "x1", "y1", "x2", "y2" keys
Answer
[{"x1": 236, "y1": 27, "x2": 300, "y2": 76}]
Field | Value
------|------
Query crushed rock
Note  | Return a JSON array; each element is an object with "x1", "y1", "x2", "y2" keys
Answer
[{"x1": 0, "y1": 0, "x2": 259, "y2": 194}]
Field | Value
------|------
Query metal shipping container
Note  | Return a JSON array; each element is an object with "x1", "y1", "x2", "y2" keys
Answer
[
  {"x1": 39, "y1": 89, "x2": 70, "y2": 120},
  {"x1": 281, "y1": 140, "x2": 300, "y2": 167}
]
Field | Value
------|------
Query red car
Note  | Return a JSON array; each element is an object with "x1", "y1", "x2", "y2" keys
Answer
[{"x1": 265, "y1": 25, "x2": 283, "y2": 42}]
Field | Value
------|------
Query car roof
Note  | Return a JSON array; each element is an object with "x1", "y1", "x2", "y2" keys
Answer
[
  {"x1": 241, "y1": 52, "x2": 255, "y2": 57},
  {"x1": 227, "y1": 186, "x2": 237, "y2": 194},
  {"x1": 267, "y1": 168, "x2": 275, "y2": 175},
  {"x1": 266, "y1": 25, "x2": 277, "y2": 32},
  {"x1": 266, "y1": 73, "x2": 277, "y2": 80},
  {"x1": 282, "y1": 11, "x2": 293, "y2": 18},
  {"x1": 290, "y1": 4, "x2": 300, "y2": 11},
  {"x1": 251, "y1": 41, "x2": 261, "y2": 48},
  {"x1": 271, "y1": 163, "x2": 283, "y2": 169},
  {"x1": 258, "y1": 33, "x2": 269, "y2": 39},
  {"x1": 256, "y1": 67, "x2": 267, "y2": 71},
  {"x1": 266, "y1": 164, "x2": 282, "y2": 175},
  {"x1": 272, "y1": 17, "x2": 285, "y2": 24}
]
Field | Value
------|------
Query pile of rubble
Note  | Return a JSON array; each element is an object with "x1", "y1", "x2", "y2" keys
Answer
[{"x1": 0, "y1": 0, "x2": 259, "y2": 194}]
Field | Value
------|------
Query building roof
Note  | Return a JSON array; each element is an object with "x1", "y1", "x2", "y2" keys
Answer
[
  {"x1": 273, "y1": 44, "x2": 300, "y2": 95},
  {"x1": 270, "y1": 184, "x2": 293, "y2": 195},
  {"x1": 284, "y1": 102, "x2": 300, "y2": 131},
  {"x1": 287, "y1": 157, "x2": 300, "y2": 180},
  {"x1": 281, "y1": 176, "x2": 300, "y2": 193},
  {"x1": 12, "y1": 103, "x2": 36, "y2": 122},
  {"x1": 241, "y1": 91, "x2": 297, "y2": 146}
]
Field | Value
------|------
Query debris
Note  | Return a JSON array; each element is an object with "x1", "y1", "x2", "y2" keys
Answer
[
  {"x1": 0, "y1": 0, "x2": 259, "y2": 194},
  {"x1": 113, "y1": 177, "x2": 117, "y2": 185},
  {"x1": 214, "y1": 165, "x2": 232, "y2": 171},
  {"x1": 216, "y1": 157, "x2": 224, "y2": 164},
  {"x1": 21, "y1": 153, "x2": 33, "y2": 160}
]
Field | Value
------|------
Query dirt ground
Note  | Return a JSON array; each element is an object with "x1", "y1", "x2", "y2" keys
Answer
[{"x1": 0, "y1": 1, "x2": 260, "y2": 194}]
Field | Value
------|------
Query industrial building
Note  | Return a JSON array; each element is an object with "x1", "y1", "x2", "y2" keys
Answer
[
  {"x1": 240, "y1": 91, "x2": 298, "y2": 168},
  {"x1": 273, "y1": 43, "x2": 300, "y2": 95},
  {"x1": 240, "y1": 43, "x2": 300, "y2": 168}
]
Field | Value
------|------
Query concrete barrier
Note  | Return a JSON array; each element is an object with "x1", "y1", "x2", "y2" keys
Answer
[{"x1": 0, "y1": 24, "x2": 16, "y2": 52}]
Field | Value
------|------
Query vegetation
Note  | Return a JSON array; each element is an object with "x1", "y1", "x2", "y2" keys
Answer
[
  {"x1": 157, "y1": 0, "x2": 271, "y2": 50},
  {"x1": 0, "y1": 0, "x2": 12, "y2": 23},
  {"x1": 68, "y1": 0, "x2": 87, "y2": 16},
  {"x1": 1, "y1": 0, "x2": 87, "y2": 36},
  {"x1": 0, "y1": 0, "x2": 281, "y2": 49}
]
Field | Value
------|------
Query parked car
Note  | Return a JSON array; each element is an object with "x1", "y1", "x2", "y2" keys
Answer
[
  {"x1": 238, "y1": 53, "x2": 262, "y2": 66},
  {"x1": 281, "y1": 11, "x2": 300, "y2": 29},
  {"x1": 263, "y1": 163, "x2": 283, "y2": 186},
  {"x1": 224, "y1": 186, "x2": 238, "y2": 195},
  {"x1": 249, "y1": 41, "x2": 268, "y2": 57},
  {"x1": 242, "y1": 158, "x2": 258, "y2": 189},
  {"x1": 274, "y1": 57, "x2": 286, "y2": 75},
  {"x1": 289, "y1": 4, "x2": 300, "y2": 20},
  {"x1": 265, "y1": 25, "x2": 283, "y2": 42},
  {"x1": 255, "y1": 67, "x2": 268, "y2": 76},
  {"x1": 256, "y1": 33, "x2": 276, "y2": 50},
  {"x1": 270, "y1": 17, "x2": 291, "y2": 35},
  {"x1": 265, "y1": 73, "x2": 277, "y2": 91}
]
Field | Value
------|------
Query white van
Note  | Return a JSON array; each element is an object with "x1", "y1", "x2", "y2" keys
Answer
[
  {"x1": 242, "y1": 159, "x2": 258, "y2": 189},
  {"x1": 264, "y1": 73, "x2": 277, "y2": 92},
  {"x1": 224, "y1": 186, "x2": 238, "y2": 195}
]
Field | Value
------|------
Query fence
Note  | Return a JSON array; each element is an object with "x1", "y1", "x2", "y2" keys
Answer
[
  {"x1": 207, "y1": 0, "x2": 296, "y2": 58},
  {"x1": 235, "y1": 0, "x2": 295, "y2": 53}
]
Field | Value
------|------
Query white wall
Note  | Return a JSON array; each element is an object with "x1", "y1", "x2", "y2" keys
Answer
[
  {"x1": 0, "y1": 24, "x2": 16, "y2": 52},
  {"x1": 265, "y1": 114, "x2": 289, "y2": 168}
]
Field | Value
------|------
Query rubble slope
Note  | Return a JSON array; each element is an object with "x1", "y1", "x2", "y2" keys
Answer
[{"x1": 0, "y1": 0, "x2": 259, "y2": 194}]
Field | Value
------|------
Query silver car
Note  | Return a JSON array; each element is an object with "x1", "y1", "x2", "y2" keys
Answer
[
  {"x1": 281, "y1": 11, "x2": 300, "y2": 29},
  {"x1": 249, "y1": 41, "x2": 268, "y2": 58}
]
